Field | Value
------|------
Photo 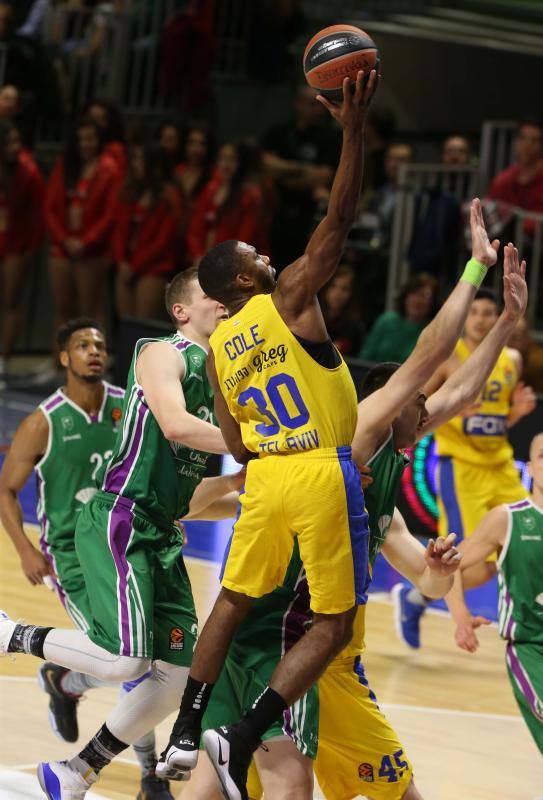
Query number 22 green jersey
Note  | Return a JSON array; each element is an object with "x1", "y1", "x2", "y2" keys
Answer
[
  {"x1": 99, "y1": 333, "x2": 216, "y2": 525},
  {"x1": 37, "y1": 382, "x2": 125, "y2": 550}
]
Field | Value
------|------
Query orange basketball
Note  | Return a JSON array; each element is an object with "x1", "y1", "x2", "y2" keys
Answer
[{"x1": 303, "y1": 25, "x2": 379, "y2": 102}]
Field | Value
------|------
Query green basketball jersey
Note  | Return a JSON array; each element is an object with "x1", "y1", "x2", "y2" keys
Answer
[
  {"x1": 37, "y1": 382, "x2": 125, "y2": 549},
  {"x1": 366, "y1": 434, "x2": 409, "y2": 566},
  {"x1": 498, "y1": 498, "x2": 543, "y2": 645},
  {"x1": 99, "y1": 333, "x2": 216, "y2": 525}
]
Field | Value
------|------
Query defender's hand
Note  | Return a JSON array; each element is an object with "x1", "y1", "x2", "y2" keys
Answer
[
  {"x1": 510, "y1": 381, "x2": 537, "y2": 419},
  {"x1": 227, "y1": 468, "x2": 246, "y2": 492},
  {"x1": 424, "y1": 533, "x2": 462, "y2": 576},
  {"x1": 20, "y1": 545, "x2": 53, "y2": 586},
  {"x1": 359, "y1": 464, "x2": 373, "y2": 490},
  {"x1": 470, "y1": 198, "x2": 499, "y2": 268},
  {"x1": 502, "y1": 242, "x2": 528, "y2": 321},
  {"x1": 454, "y1": 613, "x2": 491, "y2": 653},
  {"x1": 316, "y1": 69, "x2": 378, "y2": 130}
]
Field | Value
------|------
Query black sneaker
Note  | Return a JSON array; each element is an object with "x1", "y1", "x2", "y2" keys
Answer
[
  {"x1": 202, "y1": 726, "x2": 253, "y2": 800},
  {"x1": 38, "y1": 662, "x2": 80, "y2": 743},
  {"x1": 156, "y1": 725, "x2": 199, "y2": 781},
  {"x1": 136, "y1": 774, "x2": 175, "y2": 799}
]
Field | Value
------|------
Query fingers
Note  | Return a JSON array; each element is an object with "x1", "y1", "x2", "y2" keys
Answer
[
  {"x1": 315, "y1": 95, "x2": 338, "y2": 116},
  {"x1": 491, "y1": 238, "x2": 500, "y2": 253},
  {"x1": 363, "y1": 68, "x2": 378, "y2": 103},
  {"x1": 353, "y1": 70, "x2": 364, "y2": 104},
  {"x1": 520, "y1": 259, "x2": 527, "y2": 279},
  {"x1": 342, "y1": 75, "x2": 352, "y2": 106}
]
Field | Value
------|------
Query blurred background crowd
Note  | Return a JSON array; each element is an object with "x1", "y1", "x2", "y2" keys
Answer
[{"x1": 0, "y1": 0, "x2": 542, "y2": 389}]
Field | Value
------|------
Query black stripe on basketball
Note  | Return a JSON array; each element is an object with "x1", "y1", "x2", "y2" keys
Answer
[{"x1": 304, "y1": 31, "x2": 376, "y2": 73}]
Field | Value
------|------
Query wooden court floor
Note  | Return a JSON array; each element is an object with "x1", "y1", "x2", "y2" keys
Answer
[{"x1": 1, "y1": 527, "x2": 542, "y2": 800}]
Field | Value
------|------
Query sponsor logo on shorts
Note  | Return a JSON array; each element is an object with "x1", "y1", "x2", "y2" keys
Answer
[
  {"x1": 358, "y1": 763, "x2": 374, "y2": 782},
  {"x1": 169, "y1": 627, "x2": 185, "y2": 651}
]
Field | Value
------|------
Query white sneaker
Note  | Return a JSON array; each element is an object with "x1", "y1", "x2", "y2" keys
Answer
[
  {"x1": 37, "y1": 760, "x2": 98, "y2": 799},
  {"x1": 0, "y1": 610, "x2": 16, "y2": 655},
  {"x1": 156, "y1": 728, "x2": 199, "y2": 781}
]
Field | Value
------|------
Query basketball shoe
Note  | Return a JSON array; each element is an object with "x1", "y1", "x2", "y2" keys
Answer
[
  {"x1": 202, "y1": 726, "x2": 253, "y2": 800},
  {"x1": 156, "y1": 724, "x2": 199, "y2": 780},
  {"x1": 137, "y1": 775, "x2": 175, "y2": 799},
  {"x1": 392, "y1": 583, "x2": 427, "y2": 649},
  {"x1": 39, "y1": 662, "x2": 80, "y2": 743},
  {"x1": 37, "y1": 760, "x2": 98, "y2": 799},
  {"x1": 0, "y1": 609, "x2": 16, "y2": 654}
]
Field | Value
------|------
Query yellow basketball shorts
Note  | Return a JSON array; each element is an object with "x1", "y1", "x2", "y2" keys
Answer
[
  {"x1": 220, "y1": 446, "x2": 370, "y2": 614},
  {"x1": 437, "y1": 456, "x2": 527, "y2": 557},
  {"x1": 315, "y1": 656, "x2": 413, "y2": 800}
]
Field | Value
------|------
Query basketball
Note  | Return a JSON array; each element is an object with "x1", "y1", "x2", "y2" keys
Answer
[{"x1": 303, "y1": 24, "x2": 380, "y2": 102}]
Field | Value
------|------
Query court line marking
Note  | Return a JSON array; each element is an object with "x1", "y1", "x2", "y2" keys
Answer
[{"x1": 0, "y1": 675, "x2": 523, "y2": 723}]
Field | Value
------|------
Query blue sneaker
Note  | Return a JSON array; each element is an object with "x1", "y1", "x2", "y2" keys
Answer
[
  {"x1": 391, "y1": 583, "x2": 426, "y2": 649},
  {"x1": 37, "y1": 760, "x2": 98, "y2": 799}
]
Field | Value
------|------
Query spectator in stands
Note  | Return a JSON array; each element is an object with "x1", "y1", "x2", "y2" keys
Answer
[
  {"x1": 488, "y1": 119, "x2": 543, "y2": 221},
  {"x1": 83, "y1": 98, "x2": 127, "y2": 175},
  {"x1": 359, "y1": 272, "x2": 438, "y2": 363},
  {"x1": 364, "y1": 106, "x2": 397, "y2": 193},
  {"x1": 175, "y1": 122, "x2": 216, "y2": 204},
  {"x1": 0, "y1": 85, "x2": 20, "y2": 121},
  {"x1": 186, "y1": 139, "x2": 267, "y2": 263},
  {"x1": 157, "y1": 120, "x2": 184, "y2": 169},
  {"x1": 442, "y1": 135, "x2": 471, "y2": 166},
  {"x1": 113, "y1": 143, "x2": 182, "y2": 321},
  {"x1": 508, "y1": 317, "x2": 543, "y2": 394},
  {"x1": 45, "y1": 116, "x2": 121, "y2": 338},
  {"x1": 319, "y1": 265, "x2": 365, "y2": 356},
  {"x1": 262, "y1": 85, "x2": 339, "y2": 269},
  {"x1": 0, "y1": 119, "x2": 45, "y2": 377}
]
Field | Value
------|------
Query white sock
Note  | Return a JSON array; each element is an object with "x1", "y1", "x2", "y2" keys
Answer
[
  {"x1": 61, "y1": 671, "x2": 109, "y2": 696},
  {"x1": 119, "y1": 682, "x2": 158, "y2": 777},
  {"x1": 107, "y1": 661, "x2": 189, "y2": 745},
  {"x1": 42, "y1": 628, "x2": 150, "y2": 683}
]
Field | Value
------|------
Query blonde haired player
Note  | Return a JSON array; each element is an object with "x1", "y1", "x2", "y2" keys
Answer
[{"x1": 394, "y1": 266, "x2": 536, "y2": 648}]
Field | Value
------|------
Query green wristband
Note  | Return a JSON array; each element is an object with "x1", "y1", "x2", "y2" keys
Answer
[{"x1": 461, "y1": 258, "x2": 488, "y2": 289}]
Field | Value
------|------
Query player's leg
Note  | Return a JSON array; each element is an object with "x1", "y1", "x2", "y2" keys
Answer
[
  {"x1": 197, "y1": 451, "x2": 368, "y2": 798},
  {"x1": 505, "y1": 642, "x2": 543, "y2": 755},
  {"x1": 1, "y1": 252, "x2": 27, "y2": 364},
  {"x1": 135, "y1": 274, "x2": 168, "y2": 321},
  {"x1": 254, "y1": 740, "x2": 313, "y2": 800},
  {"x1": 315, "y1": 658, "x2": 417, "y2": 800},
  {"x1": 74, "y1": 257, "x2": 109, "y2": 326}
]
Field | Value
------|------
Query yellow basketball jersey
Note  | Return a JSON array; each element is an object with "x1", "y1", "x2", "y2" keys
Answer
[
  {"x1": 210, "y1": 293, "x2": 358, "y2": 456},
  {"x1": 434, "y1": 340, "x2": 518, "y2": 466}
]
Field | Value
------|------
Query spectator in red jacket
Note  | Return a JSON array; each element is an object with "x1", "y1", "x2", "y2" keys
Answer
[
  {"x1": 186, "y1": 139, "x2": 267, "y2": 263},
  {"x1": 175, "y1": 122, "x2": 216, "y2": 203},
  {"x1": 488, "y1": 119, "x2": 543, "y2": 227},
  {"x1": 157, "y1": 119, "x2": 184, "y2": 169},
  {"x1": 114, "y1": 143, "x2": 183, "y2": 321},
  {"x1": 45, "y1": 116, "x2": 121, "y2": 335},
  {"x1": 83, "y1": 97, "x2": 127, "y2": 176},
  {"x1": 0, "y1": 120, "x2": 44, "y2": 374}
]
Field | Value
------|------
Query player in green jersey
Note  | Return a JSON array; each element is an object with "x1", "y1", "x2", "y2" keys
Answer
[
  {"x1": 181, "y1": 226, "x2": 529, "y2": 799},
  {"x1": 0, "y1": 318, "x2": 174, "y2": 798},
  {"x1": 0, "y1": 268, "x2": 231, "y2": 799},
  {"x1": 445, "y1": 431, "x2": 543, "y2": 755}
]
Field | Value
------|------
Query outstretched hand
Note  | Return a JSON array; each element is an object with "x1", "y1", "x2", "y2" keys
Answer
[
  {"x1": 455, "y1": 613, "x2": 491, "y2": 653},
  {"x1": 424, "y1": 533, "x2": 462, "y2": 576},
  {"x1": 470, "y1": 198, "x2": 499, "y2": 268},
  {"x1": 502, "y1": 242, "x2": 528, "y2": 320},
  {"x1": 316, "y1": 69, "x2": 378, "y2": 130}
]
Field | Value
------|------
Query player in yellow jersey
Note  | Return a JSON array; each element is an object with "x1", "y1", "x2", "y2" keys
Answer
[
  {"x1": 394, "y1": 285, "x2": 537, "y2": 649},
  {"x1": 157, "y1": 69, "x2": 378, "y2": 797}
]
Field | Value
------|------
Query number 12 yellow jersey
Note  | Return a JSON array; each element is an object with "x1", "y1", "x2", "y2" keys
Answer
[{"x1": 210, "y1": 293, "x2": 358, "y2": 456}]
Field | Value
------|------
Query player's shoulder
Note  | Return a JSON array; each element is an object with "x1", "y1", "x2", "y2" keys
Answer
[
  {"x1": 39, "y1": 388, "x2": 66, "y2": 415},
  {"x1": 102, "y1": 381, "x2": 125, "y2": 401},
  {"x1": 504, "y1": 346, "x2": 522, "y2": 370},
  {"x1": 484, "y1": 503, "x2": 511, "y2": 530}
]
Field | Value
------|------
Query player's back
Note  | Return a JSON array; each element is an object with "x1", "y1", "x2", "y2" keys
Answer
[
  {"x1": 211, "y1": 293, "x2": 357, "y2": 456},
  {"x1": 498, "y1": 498, "x2": 543, "y2": 645},
  {"x1": 435, "y1": 339, "x2": 517, "y2": 466}
]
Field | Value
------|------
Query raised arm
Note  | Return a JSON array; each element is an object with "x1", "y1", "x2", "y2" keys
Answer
[
  {"x1": 0, "y1": 410, "x2": 53, "y2": 585},
  {"x1": 206, "y1": 349, "x2": 254, "y2": 464},
  {"x1": 137, "y1": 342, "x2": 228, "y2": 455},
  {"x1": 420, "y1": 243, "x2": 528, "y2": 437},
  {"x1": 352, "y1": 199, "x2": 499, "y2": 464},
  {"x1": 381, "y1": 509, "x2": 460, "y2": 599},
  {"x1": 275, "y1": 70, "x2": 377, "y2": 318}
]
